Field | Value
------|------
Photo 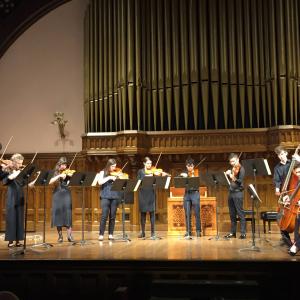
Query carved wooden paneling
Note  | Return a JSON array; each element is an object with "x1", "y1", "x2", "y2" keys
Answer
[
  {"x1": 167, "y1": 196, "x2": 216, "y2": 236},
  {"x1": 83, "y1": 126, "x2": 300, "y2": 155}
]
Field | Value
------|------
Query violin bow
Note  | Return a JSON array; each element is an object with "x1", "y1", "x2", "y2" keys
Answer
[
  {"x1": 154, "y1": 152, "x2": 162, "y2": 168},
  {"x1": 120, "y1": 161, "x2": 128, "y2": 172},
  {"x1": 195, "y1": 157, "x2": 206, "y2": 169},
  {"x1": 30, "y1": 151, "x2": 38, "y2": 164},
  {"x1": 68, "y1": 152, "x2": 78, "y2": 169},
  {"x1": 0, "y1": 136, "x2": 13, "y2": 160}
]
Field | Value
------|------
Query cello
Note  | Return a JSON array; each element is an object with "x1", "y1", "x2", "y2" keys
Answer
[{"x1": 278, "y1": 177, "x2": 300, "y2": 233}]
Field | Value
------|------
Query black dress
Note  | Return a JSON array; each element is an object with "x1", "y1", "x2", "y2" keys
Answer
[
  {"x1": 2, "y1": 173, "x2": 24, "y2": 242},
  {"x1": 51, "y1": 178, "x2": 72, "y2": 227},
  {"x1": 137, "y1": 168, "x2": 155, "y2": 212}
]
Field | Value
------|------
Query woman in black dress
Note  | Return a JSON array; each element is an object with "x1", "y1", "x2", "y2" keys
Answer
[
  {"x1": 1, "y1": 153, "x2": 25, "y2": 248},
  {"x1": 49, "y1": 157, "x2": 74, "y2": 243}
]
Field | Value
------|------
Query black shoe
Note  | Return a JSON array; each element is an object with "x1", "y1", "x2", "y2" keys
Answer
[
  {"x1": 196, "y1": 231, "x2": 202, "y2": 237},
  {"x1": 224, "y1": 233, "x2": 236, "y2": 238},
  {"x1": 138, "y1": 232, "x2": 145, "y2": 238},
  {"x1": 239, "y1": 234, "x2": 246, "y2": 239},
  {"x1": 184, "y1": 232, "x2": 192, "y2": 237},
  {"x1": 67, "y1": 235, "x2": 74, "y2": 242},
  {"x1": 58, "y1": 232, "x2": 63, "y2": 243}
]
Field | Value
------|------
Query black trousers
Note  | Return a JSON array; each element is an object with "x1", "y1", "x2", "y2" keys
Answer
[
  {"x1": 99, "y1": 198, "x2": 119, "y2": 235},
  {"x1": 228, "y1": 191, "x2": 246, "y2": 234}
]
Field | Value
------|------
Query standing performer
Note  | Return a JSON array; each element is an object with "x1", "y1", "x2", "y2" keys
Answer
[
  {"x1": 281, "y1": 163, "x2": 300, "y2": 255},
  {"x1": 274, "y1": 145, "x2": 300, "y2": 247},
  {"x1": 98, "y1": 158, "x2": 122, "y2": 241},
  {"x1": 224, "y1": 153, "x2": 246, "y2": 239},
  {"x1": 49, "y1": 157, "x2": 74, "y2": 243},
  {"x1": 137, "y1": 156, "x2": 168, "y2": 239},
  {"x1": 180, "y1": 158, "x2": 201, "y2": 237},
  {"x1": 2, "y1": 153, "x2": 25, "y2": 248}
]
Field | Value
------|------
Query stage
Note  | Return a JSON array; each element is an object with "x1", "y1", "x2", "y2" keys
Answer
[{"x1": 0, "y1": 231, "x2": 299, "y2": 299}]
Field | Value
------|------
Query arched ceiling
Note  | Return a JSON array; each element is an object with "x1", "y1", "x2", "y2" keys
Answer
[{"x1": 0, "y1": 0, "x2": 71, "y2": 58}]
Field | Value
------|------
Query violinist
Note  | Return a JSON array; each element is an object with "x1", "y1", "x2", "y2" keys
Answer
[
  {"x1": 273, "y1": 146, "x2": 300, "y2": 247},
  {"x1": 1, "y1": 154, "x2": 25, "y2": 248},
  {"x1": 180, "y1": 158, "x2": 201, "y2": 238},
  {"x1": 282, "y1": 163, "x2": 300, "y2": 255},
  {"x1": 224, "y1": 153, "x2": 246, "y2": 239},
  {"x1": 49, "y1": 157, "x2": 74, "y2": 243},
  {"x1": 97, "y1": 158, "x2": 122, "y2": 241},
  {"x1": 137, "y1": 156, "x2": 166, "y2": 239}
]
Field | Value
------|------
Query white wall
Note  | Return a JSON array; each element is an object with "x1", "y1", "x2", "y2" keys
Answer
[{"x1": 0, "y1": 0, "x2": 89, "y2": 154}]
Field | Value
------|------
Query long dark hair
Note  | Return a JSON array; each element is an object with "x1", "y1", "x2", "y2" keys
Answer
[{"x1": 104, "y1": 158, "x2": 117, "y2": 176}]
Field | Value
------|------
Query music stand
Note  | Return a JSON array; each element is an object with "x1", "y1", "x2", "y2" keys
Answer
[
  {"x1": 13, "y1": 164, "x2": 36, "y2": 255},
  {"x1": 111, "y1": 178, "x2": 141, "y2": 242},
  {"x1": 141, "y1": 176, "x2": 171, "y2": 240},
  {"x1": 173, "y1": 176, "x2": 201, "y2": 240},
  {"x1": 239, "y1": 184, "x2": 262, "y2": 252},
  {"x1": 68, "y1": 172, "x2": 98, "y2": 246},
  {"x1": 200, "y1": 172, "x2": 230, "y2": 241},
  {"x1": 242, "y1": 158, "x2": 271, "y2": 240},
  {"x1": 31, "y1": 170, "x2": 54, "y2": 250}
]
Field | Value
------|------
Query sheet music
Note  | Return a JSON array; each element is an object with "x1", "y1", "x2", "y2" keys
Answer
[
  {"x1": 134, "y1": 179, "x2": 141, "y2": 192},
  {"x1": 164, "y1": 176, "x2": 171, "y2": 189},
  {"x1": 248, "y1": 184, "x2": 262, "y2": 202},
  {"x1": 263, "y1": 159, "x2": 272, "y2": 176}
]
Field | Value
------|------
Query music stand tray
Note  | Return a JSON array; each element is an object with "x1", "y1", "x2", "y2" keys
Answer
[{"x1": 68, "y1": 172, "x2": 98, "y2": 246}]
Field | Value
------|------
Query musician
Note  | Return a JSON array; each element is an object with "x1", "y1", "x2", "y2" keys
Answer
[
  {"x1": 49, "y1": 157, "x2": 74, "y2": 243},
  {"x1": 1, "y1": 154, "x2": 25, "y2": 248},
  {"x1": 273, "y1": 146, "x2": 300, "y2": 247},
  {"x1": 282, "y1": 163, "x2": 300, "y2": 255},
  {"x1": 137, "y1": 157, "x2": 167, "y2": 239},
  {"x1": 180, "y1": 158, "x2": 201, "y2": 237},
  {"x1": 224, "y1": 153, "x2": 246, "y2": 239},
  {"x1": 97, "y1": 158, "x2": 122, "y2": 241}
]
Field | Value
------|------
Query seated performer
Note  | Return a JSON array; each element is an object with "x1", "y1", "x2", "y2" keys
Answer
[
  {"x1": 1, "y1": 154, "x2": 25, "y2": 248},
  {"x1": 49, "y1": 157, "x2": 74, "y2": 243},
  {"x1": 98, "y1": 158, "x2": 122, "y2": 241},
  {"x1": 224, "y1": 153, "x2": 246, "y2": 239},
  {"x1": 281, "y1": 163, "x2": 300, "y2": 256},
  {"x1": 180, "y1": 158, "x2": 201, "y2": 237},
  {"x1": 274, "y1": 145, "x2": 300, "y2": 247}
]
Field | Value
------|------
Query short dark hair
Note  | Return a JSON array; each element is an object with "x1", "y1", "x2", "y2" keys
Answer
[{"x1": 185, "y1": 158, "x2": 195, "y2": 166}]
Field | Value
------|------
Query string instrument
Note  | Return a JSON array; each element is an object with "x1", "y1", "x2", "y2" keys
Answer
[
  {"x1": 188, "y1": 157, "x2": 206, "y2": 177},
  {"x1": 61, "y1": 152, "x2": 78, "y2": 177},
  {"x1": 110, "y1": 161, "x2": 129, "y2": 179},
  {"x1": 278, "y1": 145, "x2": 300, "y2": 205},
  {"x1": 144, "y1": 152, "x2": 169, "y2": 176},
  {"x1": 278, "y1": 176, "x2": 300, "y2": 233}
]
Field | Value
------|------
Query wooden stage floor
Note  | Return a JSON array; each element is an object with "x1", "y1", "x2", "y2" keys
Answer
[
  {"x1": 0, "y1": 230, "x2": 297, "y2": 261},
  {"x1": 0, "y1": 231, "x2": 299, "y2": 300}
]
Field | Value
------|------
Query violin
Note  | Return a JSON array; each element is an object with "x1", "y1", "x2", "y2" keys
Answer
[
  {"x1": 232, "y1": 163, "x2": 241, "y2": 177},
  {"x1": 61, "y1": 169, "x2": 76, "y2": 177},
  {"x1": 145, "y1": 167, "x2": 164, "y2": 176},
  {"x1": 110, "y1": 167, "x2": 129, "y2": 179},
  {"x1": 188, "y1": 168, "x2": 199, "y2": 177}
]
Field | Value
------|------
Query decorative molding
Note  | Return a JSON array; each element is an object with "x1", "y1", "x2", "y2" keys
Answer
[{"x1": 82, "y1": 126, "x2": 300, "y2": 156}]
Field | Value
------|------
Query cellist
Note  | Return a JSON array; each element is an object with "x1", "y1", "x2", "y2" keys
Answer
[
  {"x1": 281, "y1": 162, "x2": 300, "y2": 255},
  {"x1": 273, "y1": 146, "x2": 300, "y2": 247}
]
